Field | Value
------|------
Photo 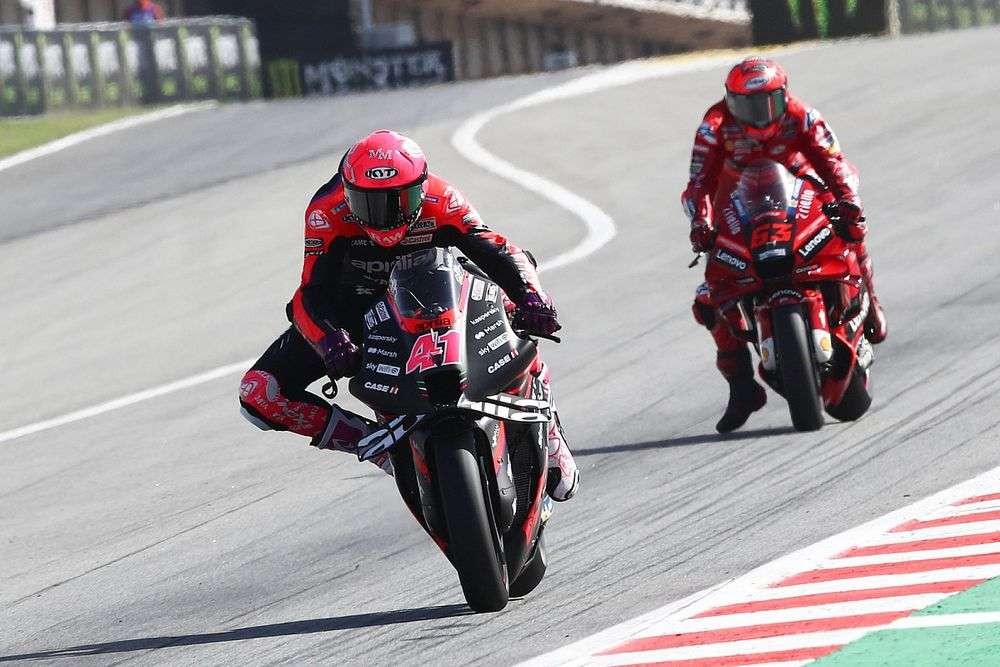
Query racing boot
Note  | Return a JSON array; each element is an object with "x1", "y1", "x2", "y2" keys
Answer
[
  {"x1": 715, "y1": 348, "x2": 767, "y2": 434},
  {"x1": 857, "y1": 243, "x2": 887, "y2": 344},
  {"x1": 546, "y1": 411, "x2": 579, "y2": 502},
  {"x1": 311, "y1": 405, "x2": 393, "y2": 475},
  {"x1": 533, "y1": 360, "x2": 578, "y2": 501}
]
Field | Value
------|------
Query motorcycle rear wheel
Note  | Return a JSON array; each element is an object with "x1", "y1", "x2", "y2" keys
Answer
[
  {"x1": 773, "y1": 305, "x2": 825, "y2": 432},
  {"x1": 436, "y1": 430, "x2": 509, "y2": 612}
]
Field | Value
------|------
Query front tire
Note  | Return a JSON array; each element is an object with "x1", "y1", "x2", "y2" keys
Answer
[
  {"x1": 773, "y1": 305, "x2": 824, "y2": 432},
  {"x1": 436, "y1": 429, "x2": 509, "y2": 612}
]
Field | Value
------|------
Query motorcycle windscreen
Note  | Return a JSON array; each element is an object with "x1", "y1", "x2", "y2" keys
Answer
[
  {"x1": 735, "y1": 159, "x2": 795, "y2": 219},
  {"x1": 389, "y1": 248, "x2": 463, "y2": 328},
  {"x1": 738, "y1": 160, "x2": 797, "y2": 275}
]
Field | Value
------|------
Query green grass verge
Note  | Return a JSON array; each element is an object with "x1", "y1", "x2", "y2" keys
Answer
[{"x1": 0, "y1": 108, "x2": 148, "y2": 159}]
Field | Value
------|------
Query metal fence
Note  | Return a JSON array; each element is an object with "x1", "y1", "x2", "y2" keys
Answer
[
  {"x1": 0, "y1": 17, "x2": 262, "y2": 116},
  {"x1": 897, "y1": 0, "x2": 1000, "y2": 32}
]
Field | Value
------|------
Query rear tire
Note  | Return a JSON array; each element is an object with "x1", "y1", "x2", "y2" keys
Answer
[
  {"x1": 436, "y1": 430, "x2": 509, "y2": 612},
  {"x1": 826, "y1": 367, "x2": 872, "y2": 422},
  {"x1": 773, "y1": 305, "x2": 825, "y2": 432},
  {"x1": 509, "y1": 535, "x2": 547, "y2": 598}
]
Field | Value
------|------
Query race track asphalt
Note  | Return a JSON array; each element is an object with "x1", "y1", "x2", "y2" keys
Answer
[{"x1": 2, "y1": 26, "x2": 999, "y2": 666}]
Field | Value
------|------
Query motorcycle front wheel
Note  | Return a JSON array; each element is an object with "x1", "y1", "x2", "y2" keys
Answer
[
  {"x1": 773, "y1": 305, "x2": 825, "y2": 432},
  {"x1": 435, "y1": 428, "x2": 509, "y2": 612}
]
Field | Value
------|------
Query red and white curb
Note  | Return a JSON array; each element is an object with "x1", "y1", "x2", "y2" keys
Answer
[{"x1": 520, "y1": 465, "x2": 1000, "y2": 666}]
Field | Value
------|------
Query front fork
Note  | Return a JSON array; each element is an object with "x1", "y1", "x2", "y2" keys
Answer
[{"x1": 756, "y1": 289, "x2": 833, "y2": 374}]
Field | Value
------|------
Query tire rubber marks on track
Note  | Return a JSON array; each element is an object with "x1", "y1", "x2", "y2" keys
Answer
[{"x1": 520, "y1": 466, "x2": 1000, "y2": 666}]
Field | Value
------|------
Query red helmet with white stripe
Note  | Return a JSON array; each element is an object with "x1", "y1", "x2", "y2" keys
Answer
[
  {"x1": 341, "y1": 129, "x2": 428, "y2": 247},
  {"x1": 724, "y1": 57, "x2": 789, "y2": 141}
]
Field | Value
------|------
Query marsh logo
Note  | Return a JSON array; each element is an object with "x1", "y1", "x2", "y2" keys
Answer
[{"x1": 365, "y1": 167, "x2": 398, "y2": 180}]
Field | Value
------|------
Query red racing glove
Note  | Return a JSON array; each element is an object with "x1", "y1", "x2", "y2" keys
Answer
[
  {"x1": 836, "y1": 200, "x2": 868, "y2": 242},
  {"x1": 319, "y1": 329, "x2": 361, "y2": 379},
  {"x1": 512, "y1": 291, "x2": 561, "y2": 337},
  {"x1": 689, "y1": 218, "x2": 716, "y2": 253}
]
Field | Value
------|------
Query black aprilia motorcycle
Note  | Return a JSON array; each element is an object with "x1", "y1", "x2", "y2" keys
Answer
[{"x1": 349, "y1": 248, "x2": 554, "y2": 612}]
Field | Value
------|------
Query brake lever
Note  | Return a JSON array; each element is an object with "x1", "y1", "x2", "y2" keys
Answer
[
  {"x1": 515, "y1": 329, "x2": 562, "y2": 344},
  {"x1": 688, "y1": 252, "x2": 704, "y2": 269}
]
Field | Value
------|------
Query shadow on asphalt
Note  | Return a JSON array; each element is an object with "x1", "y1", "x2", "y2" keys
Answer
[
  {"x1": 575, "y1": 426, "x2": 798, "y2": 456},
  {"x1": 0, "y1": 604, "x2": 472, "y2": 661}
]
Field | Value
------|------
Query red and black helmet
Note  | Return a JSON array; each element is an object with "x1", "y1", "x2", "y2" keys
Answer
[
  {"x1": 724, "y1": 57, "x2": 789, "y2": 140},
  {"x1": 340, "y1": 129, "x2": 428, "y2": 248}
]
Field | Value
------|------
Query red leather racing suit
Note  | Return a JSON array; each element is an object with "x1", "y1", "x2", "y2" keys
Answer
[{"x1": 682, "y1": 95, "x2": 875, "y2": 380}]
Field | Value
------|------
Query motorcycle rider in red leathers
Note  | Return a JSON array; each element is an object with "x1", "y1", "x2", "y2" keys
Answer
[
  {"x1": 682, "y1": 57, "x2": 888, "y2": 433},
  {"x1": 238, "y1": 130, "x2": 579, "y2": 501}
]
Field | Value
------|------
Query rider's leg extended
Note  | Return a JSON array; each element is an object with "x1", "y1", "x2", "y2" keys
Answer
[
  {"x1": 530, "y1": 357, "x2": 579, "y2": 502},
  {"x1": 238, "y1": 327, "x2": 391, "y2": 474},
  {"x1": 855, "y1": 242, "x2": 887, "y2": 344},
  {"x1": 693, "y1": 283, "x2": 767, "y2": 434}
]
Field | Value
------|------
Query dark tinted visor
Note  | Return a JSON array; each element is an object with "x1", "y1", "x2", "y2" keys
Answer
[
  {"x1": 726, "y1": 88, "x2": 787, "y2": 128},
  {"x1": 344, "y1": 181, "x2": 425, "y2": 231}
]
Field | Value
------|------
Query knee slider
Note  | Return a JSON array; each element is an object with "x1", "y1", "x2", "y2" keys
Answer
[{"x1": 239, "y1": 369, "x2": 280, "y2": 431}]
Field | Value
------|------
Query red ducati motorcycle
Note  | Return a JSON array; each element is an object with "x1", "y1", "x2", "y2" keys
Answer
[
  {"x1": 703, "y1": 159, "x2": 874, "y2": 431},
  {"x1": 349, "y1": 248, "x2": 554, "y2": 612}
]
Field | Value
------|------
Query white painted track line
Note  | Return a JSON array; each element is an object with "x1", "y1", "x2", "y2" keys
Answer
[
  {"x1": 0, "y1": 102, "x2": 217, "y2": 173},
  {"x1": 0, "y1": 358, "x2": 254, "y2": 444},
  {"x1": 1, "y1": 53, "x2": 786, "y2": 445}
]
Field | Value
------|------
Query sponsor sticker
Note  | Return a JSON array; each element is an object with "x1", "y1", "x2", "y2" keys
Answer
[
  {"x1": 364, "y1": 381, "x2": 399, "y2": 395},
  {"x1": 369, "y1": 333, "x2": 397, "y2": 343},
  {"x1": 471, "y1": 279, "x2": 485, "y2": 301},
  {"x1": 798, "y1": 225, "x2": 833, "y2": 259},
  {"x1": 365, "y1": 167, "x2": 398, "y2": 180},
  {"x1": 487, "y1": 332, "x2": 509, "y2": 351},
  {"x1": 470, "y1": 306, "x2": 499, "y2": 325},
  {"x1": 486, "y1": 284, "x2": 499, "y2": 301},
  {"x1": 400, "y1": 233, "x2": 433, "y2": 246},
  {"x1": 367, "y1": 346, "x2": 397, "y2": 357},
  {"x1": 305, "y1": 237, "x2": 324, "y2": 248},
  {"x1": 364, "y1": 311, "x2": 377, "y2": 329},
  {"x1": 307, "y1": 210, "x2": 331, "y2": 230},
  {"x1": 714, "y1": 249, "x2": 748, "y2": 271},
  {"x1": 375, "y1": 301, "x2": 390, "y2": 322},
  {"x1": 376, "y1": 363, "x2": 400, "y2": 376},
  {"x1": 411, "y1": 218, "x2": 436, "y2": 231}
]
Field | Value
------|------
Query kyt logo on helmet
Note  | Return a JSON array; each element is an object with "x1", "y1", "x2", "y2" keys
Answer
[{"x1": 341, "y1": 129, "x2": 429, "y2": 248}]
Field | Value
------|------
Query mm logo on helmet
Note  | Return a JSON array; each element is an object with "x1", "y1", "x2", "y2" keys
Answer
[
  {"x1": 744, "y1": 75, "x2": 770, "y2": 90},
  {"x1": 366, "y1": 167, "x2": 399, "y2": 180}
]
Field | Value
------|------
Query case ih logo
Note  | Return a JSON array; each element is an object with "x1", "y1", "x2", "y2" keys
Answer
[{"x1": 366, "y1": 167, "x2": 398, "y2": 180}]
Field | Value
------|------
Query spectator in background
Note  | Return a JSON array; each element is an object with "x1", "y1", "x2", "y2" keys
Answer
[{"x1": 124, "y1": 0, "x2": 165, "y2": 24}]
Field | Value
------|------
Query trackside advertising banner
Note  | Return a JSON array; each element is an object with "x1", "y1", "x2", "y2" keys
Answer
[
  {"x1": 0, "y1": 17, "x2": 261, "y2": 116},
  {"x1": 300, "y1": 42, "x2": 454, "y2": 97}
]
